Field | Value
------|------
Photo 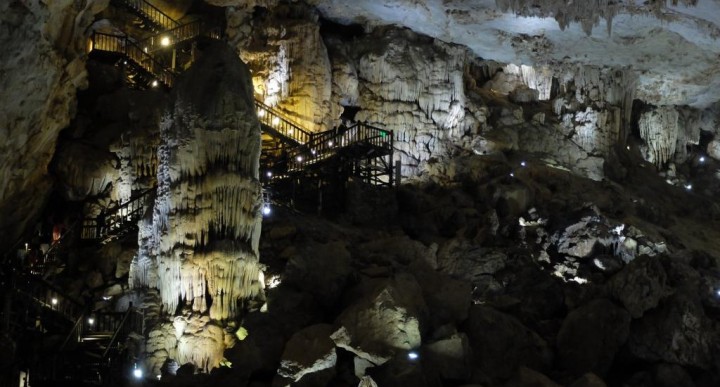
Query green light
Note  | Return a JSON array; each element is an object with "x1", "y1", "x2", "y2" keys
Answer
[{"x1": 380, "y1": 131, "x2": 387, "y2": 138}]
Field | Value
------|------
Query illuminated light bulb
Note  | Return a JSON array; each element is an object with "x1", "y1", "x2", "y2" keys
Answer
[
  {"x1": 160, "y1": 36, "x2": 170, "y2": 46},
  {"x1": 626, "y1": 145, "x2": 630, "y2": 150},
  {"x1": 51, "y1": 298, "x2": 58, "y2": 305},
  {"x1": 311, "y1": 149, "x2": 316, "y2": 155},
  {"x1": 266, "y1": 171, "x2": 272, "y2": 178},
  {"x1": 716, "y1": 289, "x2": 720, "y2": 297},
  {"x1": 328, "y1": 141, "x2": 333, "y2": 147},
  {"x1": 272, "y1": 117, "x2": 280, "y2": 126},
  {"x1": 509, "y1": 172, "x2": 515, "y2": 177},
  {"x1": 88, "y1": 317, "x2": 95, "y2": 325},
  {"x1": 133, "y1": 368, "x2": 143, "y2": 379},
  {"x1": 685, "y1": 184, "x2": 692, "y2": 191},
  {"x1": 157, "y1": 375, "x2": 162, "y2": 380},
  {"x1": 520, "y1": 161, "x2": 527, "y2": 167},
  {"x1": 151, "y1": 80, "x2": 158, "y2": 88},
  {"x1": 296, "y1": 156, "x2": 303, "y2": 162},
  {"x1": 699, "y1": 156, "x2": 706, "y2": 163},
  {"x1": 408, "y1": 351, "x2": 419, "y2": 360},
  {"x1": 262, "y1": 206, "x2": 271, "y2": 216}
]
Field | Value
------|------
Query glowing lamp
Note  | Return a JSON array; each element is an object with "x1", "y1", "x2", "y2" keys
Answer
[
  {"x1": 160, "y1": 36, "x2": 170, "y2": 46},
  {"x1": 716, "y1": 289, "x2": 720, "y2": 297},
  {"x1": 133, "y1": 367, "x2": 143, "y2": 379},
  {"x1": 88, "y1": 317, "x2": 95, "y2": 325},
  {"x1": 699, "y1": 156, "x2": 706, "y2": 163},
  {"x1": 328, "y1": 141, "x2": 333, "y2": 147},
  {"x1": 296, "y1": 156, "x2": 303, "y2": 162},
  {"x1": 520, "y1": 161, "x2": 527, "y2": 167},
  {"x1": 311, "y1": 149, "x2": 316, "y2": 155},
  {"x1": 51, "y1": 298, "x2": 58, "y2": 306},
  {"x1": 685, "y1": 184, "x2": 693, "y2": 191},
  {"x1": 262, "y1": 206, "x2": 271, "y2": 216},
  {"x1": 151, "y1": 80, "x2": 158, "y2": 88},
  {"x1": 408, "y1": 351, "x2": 419, "y2": 360},
  {"x1": 509, "y1": 173, "x2": 515, "y2": 178},
  {"x1": 266, "y1": 171, "x2": 272, "y2": 178}
]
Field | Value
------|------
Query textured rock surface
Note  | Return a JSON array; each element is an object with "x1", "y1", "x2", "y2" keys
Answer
[
  {"x1": 130, "y1": 43, "x2": 264, "y2": 371},
  {"x1": 331, "y1": 274, "x2": 426, "y2": 365},
  {"x1": 275, "y1": 324, "x2": 337, "y2": 386},
  {"x1": 556, "y1": 299, "x2": 631, "y2": 377},
  {"x1": 0, "y1": 0, "x2": 106, "y2": 250}
]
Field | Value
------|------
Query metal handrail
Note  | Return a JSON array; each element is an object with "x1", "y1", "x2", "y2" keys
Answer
[
  {"x1": 287, "y1": 123, "x2": 393, "y2": 170},
  {"x1": 102, "y1": 307, "x2": 143, "y2": 359},
  {"x1": 139, "y1": 18, "x2": 221, "y2": 53},
  {"x1": 81, "y1": 188, "x2": 153, "y2": 240},
  {"x1": 89, "y1": 32, "x2": 176, "y2": 87},
  {"x1": 255, "y1": 100, "x2": 313, "y2": 145},
  {"x1": 112, "y1": 0, "x2": 179, "y2": 31}
]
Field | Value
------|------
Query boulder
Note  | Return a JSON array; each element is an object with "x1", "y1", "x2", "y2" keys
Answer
[
  {"x1": 424, "y1": 334, "x2": 472, "y2": 381},
  {"x1": 284, "y1": 241, "x2": 352, "y2": 307},
  {"x1": 628, "y1": 292, "x2": 718, "y2": 369},
  {"x1": 437, "y1": 239, "x2": 507, "y2": 283},
  {"x1": 504, "y1": 367, "x2": 560, "y2": 387},
  {"x1": 609, "y1": 256, "x2": 670, "y2": 318},
  {"x1": 409, "y1": 259, "x2": 471, "y2": 328},
  {"x1": 556, "y1": 299, "x2": 631, "y2": 377},
  {"x1": 463, "y1": 305, "x2": 552, "y2": 381},
  {"x1": 275, "y1": 324, "x2": 337, "y2": 386},
  {"x1": 331, "y1": 274, "x2": 427, "y2": 365},
  {"x1": 568, "y1": 373, "x2": 607, "y2": 387}
]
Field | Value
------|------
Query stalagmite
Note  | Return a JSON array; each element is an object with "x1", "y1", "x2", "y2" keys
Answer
[
  {"x1": 130, "y1": 43, "x2": 264, "y2": 371},
  {"x1": 639, "y1": 107, "x2": 679, "y2": 166}
]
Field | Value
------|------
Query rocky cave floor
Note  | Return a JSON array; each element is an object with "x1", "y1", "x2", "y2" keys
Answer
[{"x1": 104, "y1": 145, "x2": 720, "y2": 387}]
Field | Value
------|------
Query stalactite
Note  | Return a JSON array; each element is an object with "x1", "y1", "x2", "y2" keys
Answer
[{"x1": 639, "y1": 106, "x2": 679, "y2": 166}]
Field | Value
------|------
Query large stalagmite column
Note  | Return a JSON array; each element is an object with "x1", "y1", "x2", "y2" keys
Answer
[{"x1": 130, "y1": 43, "x2": 265, "y2": 372}]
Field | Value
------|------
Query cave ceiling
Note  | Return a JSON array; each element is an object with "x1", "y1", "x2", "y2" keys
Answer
[{"x1": 306, "y1": 0, "x2": 720, "y2": 108}]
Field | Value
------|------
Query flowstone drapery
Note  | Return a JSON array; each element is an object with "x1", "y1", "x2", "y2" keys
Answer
[{"x1": 129, "y1": 43, "x2": 264, "y2": 372}]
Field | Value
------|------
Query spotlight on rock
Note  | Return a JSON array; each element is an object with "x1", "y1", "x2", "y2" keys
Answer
[{"x1": 408, "y1": 351, "x2": 419, "y2": 361}]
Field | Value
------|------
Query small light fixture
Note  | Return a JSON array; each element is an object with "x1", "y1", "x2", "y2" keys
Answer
[
  {"x1": 296, "y1": 156, "x2": 303, "y2": 162},
  {"x1": 685, "y1": 183, "x2": 693, "y2": 191},
  {"x1": 408, "y1": 351, "x2": 419, "y2": 360},
  {"x1": 151, "y1": 80, "x2": 158, "y2": 88},
  {"x1": 51, "y1": 298, "x2": 58, "y2": 306},
  {"x1": 311, "y1": 149, "x2": 316, "y2": 155},
  {"x1": 699, "y1": 156, "x2": 706, "y2": 163},
  {"x1": 272, "y1": 117, "x2": 280, "y2": 126},
  {"x1": 102, "y1": 296, "x2": 112, "y2": 301},
  {"x1": 144, "y1": 47, "x2": 148, "y2": 53},
  {"x1": 716, "y1": 289, "x2": 720, "y2": 297},
  {"x1": 266, "y1": 171, "x2": 272, "y2": 178},
  {"x1": 123, "y1": 60, "x2": 128, "y2": 65},
  {"x1": 626, "y1": 145, "x2": 630, "y2": 150},
  {"x1": 88, "y1": 317, "x2": 95, "y2": 325},
  {"x1": 509, "y1": 172, "x2": 515, "y2": 177},
  {"x1": 262, "y1": 205, "x2": 271, "y2": 216},
  {"x1": 133, "y1": 365, "x2": 143, "y2": 379},
  {"x1": 160, "y1": 36, "x2": 170, "y2": 46},
  {"x1": 157, "y1": 375, "x2": 162, "y2": 380},
  {"x1": 520, "y1": 161, "x2": 527, "y2": 167},
  {"x1": 328, "y1": 141, "x2": 333, "y2": 147}
]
